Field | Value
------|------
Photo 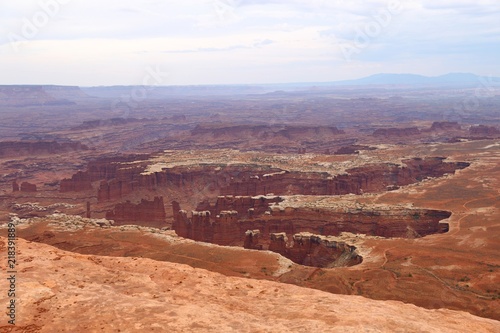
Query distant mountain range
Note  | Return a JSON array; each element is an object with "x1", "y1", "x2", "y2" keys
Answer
[
  {"x1": 1, "y1": 73, "x2": 498, "y2": 101},
  {"x1": 328, "y1": 73, "x2": 498, "y2": 86}
]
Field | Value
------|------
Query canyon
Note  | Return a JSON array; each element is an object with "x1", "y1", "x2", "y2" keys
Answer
[
  {"x1": 0, "y1": 84, "x2": 499, "y2": 331},
  {"x1": 172, "y1": 195, "x2": 450, "y2": 267},
  {"x1": 59, "y1": 154, "x2": 469, "y2": 201}
]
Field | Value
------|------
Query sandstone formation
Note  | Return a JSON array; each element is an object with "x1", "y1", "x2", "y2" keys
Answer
[
  {"x1": 0, "y1": 85, "x2": 70, "y2": 106},
  {"x1": 430, "y1": 121, "x2": 462, "y2": 131},
  {"x1": 243, "y1": 229, "x2": 262, "y2": 250},
  {"x1": 196, "y1": 195, "x2": 283, "y2": 218},
  {"x1": 469, "y1": 125, "x2": 500, "y2": 137},
  {"x1": 60, "y1": 154, "x2": 149, "y2": 193},
  {"x1": 60, "y1": 171, "x2": 93, "y2": 192},
  {"x1": 173, "y1": 196, "x2": 451, "y2": 268},
  {"x1": 105, "y1": 196, "x2": 166, "y2": 228},
  {"x1": 0, "y1": 140, "x2": 87, "y2": 158},
  {"x1": 1, "y1": 236, "x2": 498, "y2": 333},
  {"x1": 60, "y1": 155, "x2": 469, "y2": 202},
  {"x1": 20, "y1": 181, "x2": 37, "y2": 192},
  {"x1": 174, "y1": 200, "x2": 451, "y2": 244},
  {"x1": 334, "y1": 145, "x2": 375, "y2": 155},
  {"x1": 220, "y1": 157, "x2": 469, "y2": 196},
  {"x1": 191, "y1": 124, "x2": 345, "y2": 141},
  {"x1": 12, "y1": 180, "x2": 19, "y2": 192},
  {"x1": 268, "y1": 232, "x2": 363, "y2": 267},
  {"x1": 86, "y1": 201, "x2": 91, "y2": 218}
]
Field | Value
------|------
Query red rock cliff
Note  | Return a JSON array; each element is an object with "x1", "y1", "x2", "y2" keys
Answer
[
  {"x1": 105, "y1": 196, "x2": 166, "y2": 228},
  {"x1": 269, "y1": 232, "x2": 363, "y2": 267}
]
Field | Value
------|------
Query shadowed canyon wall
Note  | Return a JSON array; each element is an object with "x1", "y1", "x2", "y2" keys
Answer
[
  {"x1": 59, "y1": 157, "x2": 469, "y2": 203},
  {"x1": 268, "y1": 232, "x2": 363, "y2": 268},
  {"x1": 105, "y1": 196, "x2": 166, "y2": 228}
]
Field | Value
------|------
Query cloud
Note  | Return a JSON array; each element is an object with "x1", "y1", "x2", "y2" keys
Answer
[{"x1": 0, "y1": 0, "x2": 499, "y2": 85}]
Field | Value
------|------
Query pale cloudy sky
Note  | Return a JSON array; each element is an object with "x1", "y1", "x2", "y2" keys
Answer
[{"x1": 0, "y1": 0, "x2": 499, "y2": 86}]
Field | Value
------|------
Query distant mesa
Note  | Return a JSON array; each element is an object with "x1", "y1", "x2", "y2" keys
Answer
[
  {"x1": 469, "y1": 125, "x2": 500, "y2": 138},
  {"x1": 430, "y1": 121, "x2": 462, "y2": 131},
  {"x1": 0, "y1": 140, "x2": 88, "y2": 158},
  {"x1": 0, "y1": 85, "x2": 90, "y2": 107},
  {"x1": 12, "y1": 181, "x2": 37, "y2": 192}
]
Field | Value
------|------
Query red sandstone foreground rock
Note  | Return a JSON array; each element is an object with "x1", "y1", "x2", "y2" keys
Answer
[{"x1": 0, "y1": 236, "x2": 498, "y2": 333}]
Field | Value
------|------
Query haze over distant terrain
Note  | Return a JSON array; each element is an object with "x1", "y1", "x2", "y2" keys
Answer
[
  {"x1": 1, "y1": 2, "x2": 500, "y2": 332},
  {"x1": 1, "y1": 1, "x2": 499, "y2": 85}
]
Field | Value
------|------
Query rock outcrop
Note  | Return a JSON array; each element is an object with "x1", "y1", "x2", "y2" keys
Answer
[
  {"x1": 334, "y1": 145, "x2": 375, "y2": 155},
  {"x1": 430, "y1": 121, "x2": 462, "y2": 131},
  {"x1": 61, "y1": 156, "x2": 469, "y2": 203},
  {"x1": 196, "y1": 195, "x2": 283, "y2": 218},
  {"x1": 469, "y1": 125, "x2": 500, "y2": 137},
  {"x1": 269, "y1": 232, "x2": 363, "y2": 267},
  {"x1": 173, "y1": 209, "x2": 240, "y2": 245},
  {"x1": 220, "y1": 157, "x2": 470, "y2": 196},
  {"x1": 20, "y1": 182, "x2": 37, "y2": 192},
  {"x1": 243, "y1": 229, "x2": 262, "y2": 250},
  {"x1": 60, "y1": 154, "x2": 149, "y2": 193},
  {"x1": 2, "y1": 236, "x2": 499, "y2": 333},
  {"x1": 191, "y1": 124, "x2": 345, "y2": 141},
  {"x1": 105, "y1": 196, "x2": 166, "y2": 228},
  {"x1": 173, "y1": 200, "x2": 452, "y2": 256}
]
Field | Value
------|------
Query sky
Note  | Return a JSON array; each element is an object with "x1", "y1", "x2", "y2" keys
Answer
[{"x1": 0, "y1": 0, "x2": 499, "y2": 86}]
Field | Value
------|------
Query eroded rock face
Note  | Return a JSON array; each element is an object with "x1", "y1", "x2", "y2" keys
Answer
[
  {"x1": 469, "y1": 125, "x2": 500, "y2": 137},
  {"x1": 191, "y1": 124, "x2": 345, "y2": 141},
  {"x1": 220, "y1": 157, "x2": 469, "y2": 196},
  {"x1": 173, "y1": 198, "x2": 451, "y2": 268},
  {"x1": 105, "y1": 196, "x2": 166, "y2": 228},
  {"x1": 60, "y1": 156, "x2": 469, "y2": 201},
  {"x1": 431, "y1": 121, "x2": 462, "y2": 131},
  {"x1": 334, "y1": 145, "x2": 375, "y2": 155},
  {"x1": 174, "y1": 202, "x2": 450, "y2": 242},
  {"x1": 196, "y1": 195, "x2": 283, "y2": 218},
  {"x1": 243, "y1": 229, "x2": 262, "y2": 250},
  {"x1": 20, "y1": 182, "x2": 37, "y2": 192},
  {"x1": 60, "y1": 154, "x2": 149, "y2": 193},
  {"x1": 269, "y1": 232, "x2": 363, "y2": 268}
]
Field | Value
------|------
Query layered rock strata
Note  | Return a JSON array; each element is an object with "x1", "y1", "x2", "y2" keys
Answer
[
  {"x1": 173, "y1": 200, "x2": 451, "y2": 246},
  {"x1": 105, "y1": 196, "x2": 166, "y2": 228},
  {"x1": 61, "y1": 156, "x2": 469, "y2": 202},
  {"x1": 268, "y1": 232, "x2": 363, "y2": 267}
]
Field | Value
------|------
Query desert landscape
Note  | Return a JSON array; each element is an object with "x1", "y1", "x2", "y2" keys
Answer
[
  {"x1": 2, "y1": 1, "x2": 500, "y2": 331},
  {"x1": 0, "y1": 80, "x2": 499, "y2": 332}
]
